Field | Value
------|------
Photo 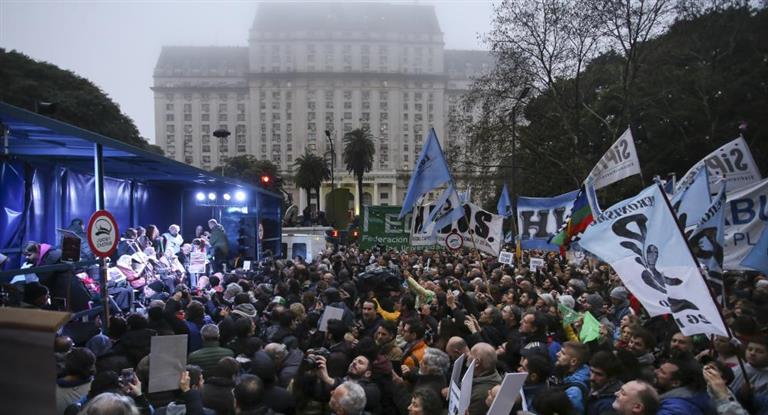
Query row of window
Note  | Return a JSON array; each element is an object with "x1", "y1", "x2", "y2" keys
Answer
[{"x1": 165, "y1": 93, "x2": 246, "y2": 101}]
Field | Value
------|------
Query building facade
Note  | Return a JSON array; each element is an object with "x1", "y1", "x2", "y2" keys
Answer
[{"x1": 153, "y1": 2, "x2": 492, "y2": 212}]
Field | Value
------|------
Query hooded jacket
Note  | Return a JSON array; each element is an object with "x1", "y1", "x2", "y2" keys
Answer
[
  {"x1": 562, "y1": 365, "x2": 591, "y2": 415},
  {"x1": 658, "y1": 386, "x2": 715, "y2": 415}
]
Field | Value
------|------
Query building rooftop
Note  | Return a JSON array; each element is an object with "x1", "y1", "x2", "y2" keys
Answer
[
  {"x1": 154, "y1": 46, "x2": 248, "y2": 77},
  {"x1": 250, "y1": 2, "x2": 442, "y2": 35}
]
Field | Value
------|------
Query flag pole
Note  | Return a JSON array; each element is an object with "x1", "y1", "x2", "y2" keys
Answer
[{"x1": 655, "y1": 181, "x2": 751, "y2": 390}]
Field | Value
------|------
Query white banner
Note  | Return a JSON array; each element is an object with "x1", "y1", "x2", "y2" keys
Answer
[
  {"x1": 189, "y1": 251, "x2": 206, "y2": 274},
  {"x1": 579, "y1": 185, "x2": 728, "y2": 337},
  {"x1": 411, "y1": 202, "x2": 503, "y2": 256},
  {"x1": 724, "y1": 177, "x2": 768, "y2": 270},
  {"x1": 587, "y1": 128, "x2": 642, "y2": 190},
  {"x1": 678, "y1": 137, "x2": 762, "y2": 195}
]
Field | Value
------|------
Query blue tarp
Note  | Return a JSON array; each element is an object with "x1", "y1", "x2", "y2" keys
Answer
[{"x1": 0, "y1": 102, "x2": 282, "y2": 270}]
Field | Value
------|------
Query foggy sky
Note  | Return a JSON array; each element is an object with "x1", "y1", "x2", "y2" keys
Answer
[{"x1": 0, "y1": 0, "x2": 495, "y2": 144}]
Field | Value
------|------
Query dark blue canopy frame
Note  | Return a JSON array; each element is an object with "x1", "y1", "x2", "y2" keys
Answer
[{"x1": 0, "y1": 101, "x2": 282, "y2": 270}]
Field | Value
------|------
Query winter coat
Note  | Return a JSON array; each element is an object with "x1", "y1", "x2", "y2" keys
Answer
[
  {"x1": 468, "y1": 370, "x2": 502, "y2": 415},
  {"x1": 587, "y1": 378, "x2": 622, "y2": 415},
  {"x1": 562, "y1": 365, "x2": 590, "y2": 415},
  {"x1": 658, "y1": 386, "x2": 715, "y2": 415}
]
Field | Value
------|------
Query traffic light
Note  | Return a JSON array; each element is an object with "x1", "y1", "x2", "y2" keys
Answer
[
  {"x1": 331, "y1": 229, "x2": 339, "y2": 238},
  {"x1": 260, "y1": 175, "x2": 271, "y2": 185}
]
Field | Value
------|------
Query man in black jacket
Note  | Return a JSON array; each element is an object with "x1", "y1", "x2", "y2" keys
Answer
[{"x1": 208, "y1": 219, "x2": 229, "y2": 273}]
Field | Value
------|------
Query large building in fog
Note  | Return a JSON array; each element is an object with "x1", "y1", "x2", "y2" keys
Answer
[{"x1": 153, "y1": 2, "x2": 492, "y2": 211}]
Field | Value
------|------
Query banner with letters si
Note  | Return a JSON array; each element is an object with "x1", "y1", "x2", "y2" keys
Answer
[
  {"x1": 579, "y1": 185, "x2": 728, "y2": 337},
  {"x1": 517, "y1": 190, "x2": 579, "y2": 251},
  {"x1": 411, "y1": 202, "x2": 503, "y2": 256},
  {"x1": 724, "y1": 177, "x2": 768, "y2": 270},
  {"x1": 678, "y1": 137, "x2": 762, "y2": 195},
  {"x1": 587, "y1": 128, "x2": 642, "y2": 190}
]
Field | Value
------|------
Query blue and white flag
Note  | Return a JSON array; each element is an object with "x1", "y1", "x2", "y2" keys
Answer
[
  {"x1": 579, "y1": 184, "x2": 728, "y2": 336},
  {"x1": 459, "y1": 186, "x2": 472, "y2": 204},
  {"x1": 689, "y1": 183, "x2": 727, "y2": 288},
  {"x1": 741, "y1": 226, "x2": 768, "y2": 275},
  {"x1": 497, "y1": 183, "x2": 512, "y2": 217},
  {"x1": 399, "y1": 128, "x2": 452, "y2": 218},
  {"x1": 427, "y1": 185, "x2": 466, "y2": 231},
  {"x1": 723, "y1": 177, "x2": 768, "y2": 269},
  {"x1": 585, "y1": 177, "x2": 602, "y2": 217},
  {"x1": 670, "y1": 165, "x2": 711, "y2": 232}
]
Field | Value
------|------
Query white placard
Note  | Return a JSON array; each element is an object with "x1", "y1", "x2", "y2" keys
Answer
[
  {"x1": 458, "y1": 359, "x2": 476, "y2": 415},
  {"x1": 318, "y1": 306, "x2": 345, "y2": 332},
  {"x1": 189, "y1": 251, "x2": 206, "y2": 274},
  {"x1": 498, "y1": 251, "x2": 514, "y2": 265},
  {"x1": 243, "y1": 260, "x2": 252, "y2": 271},
  {"x1": 487, "y1": 372, "x2": 528, "y2": 415},
  {"x1": 529, "y1": 257, "x2": 544, "y2": 272},
  {"x1": 447, "y1": 354, "x2": 466, "y2": 415},
  {"x1": 148, "y1": 335, "x2": 188, "y2": 393}
]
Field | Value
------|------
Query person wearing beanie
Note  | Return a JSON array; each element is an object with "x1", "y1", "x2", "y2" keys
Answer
[
  {"x1": 223, "y1": 282, "x2": 243, "y2": 304},
  {"x1": 609, "y1": 287, "x2": 632, "y2": 327},
  {"x1": 559, "y1": 295, "x2": 576, "y2": 310}
]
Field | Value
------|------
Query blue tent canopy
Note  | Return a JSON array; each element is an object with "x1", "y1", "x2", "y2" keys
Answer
[{"x1": 0, "y1": 101, "x2": 282, "y2": 269}]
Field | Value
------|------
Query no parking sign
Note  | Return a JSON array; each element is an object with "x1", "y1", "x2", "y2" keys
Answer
[{"x1": 87, "y1": 210, "x2": 119, "y2": 258}]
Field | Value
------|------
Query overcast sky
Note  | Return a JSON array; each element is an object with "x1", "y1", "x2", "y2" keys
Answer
[{"x1": 0, "y1": 0, "x2": 495, "y2": 143}]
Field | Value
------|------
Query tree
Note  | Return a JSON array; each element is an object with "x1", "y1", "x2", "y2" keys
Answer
[
  {"x1": 216, "y1": 155, "x2": 283, "y2": 191},
  {"x1": 0, "y1": 49, "x2": 162, "y2": 154},
  {"x1": 342, "y1": 128, "x2": 375, "y2": 214},
  {"x1": 293, "y1": 150, "x2": 330, "y2": 214}
]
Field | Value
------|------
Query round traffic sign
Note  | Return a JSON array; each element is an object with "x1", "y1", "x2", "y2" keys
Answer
[
  {"x1": 445, "y1": 232, "x2": 463, "y2": 251},
  {"x1": 87, "y1": 210, "x2": 119, "y2": 258},
  {"x1": 258, "y1": 223, "x2": 265, "y2": 241}
]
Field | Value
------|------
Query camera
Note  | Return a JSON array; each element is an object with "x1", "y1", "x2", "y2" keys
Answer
[{"x1": 303, "y1": 347, "x2": 331, "y2": 369}]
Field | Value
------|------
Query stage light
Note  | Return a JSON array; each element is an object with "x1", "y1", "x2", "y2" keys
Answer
[
  {"x1": 208, "y1": 192, "x2": 216, "y2": 201},
  {"x1": 195, "y1": 192, "x2": 206, "y2": 201},
  {"x1": 235, "y1": 191, "x2": 246, "y2": 201},
  {"x1": 223, "y1": 193, "x2": 231, "y2": 201}
]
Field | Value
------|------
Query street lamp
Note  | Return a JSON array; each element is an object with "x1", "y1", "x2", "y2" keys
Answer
[
  {"x1": 213, "y1": 128, "x2": 231, "y2": 176},
  {"x1": 324, "y1": 130, "x2": 335, "y2": 189}
]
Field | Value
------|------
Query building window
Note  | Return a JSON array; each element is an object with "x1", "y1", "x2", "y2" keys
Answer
[
  {"x1": 219, "y1": 103, "x2": 227, "y2": 113},
  {"x1": 184, "y1": 114, "x2": 192, "y2": 121},
  {"x1": 166, "y1": 114, "x2": 174, "y2": 122},
  {"x1": 202, "y1": 114, "x2": 210, "y2": 121},
  {"x1": 202, "y1": 156, "x2": 210, "y2": 163},
  {"x1": 219, "y1": 113, "x2": 227, "y2": 121},
  {"x1": 166, "y1": 125, "x2": 175, "y2": 133},
  {"x1": 237, "y1": 145, "x2": 246, "y2": 153},
  {"x1": 381, "y1": 192, "x2": 389, "y2": 199},
  {"x1": 183, "y1": 103, "x2": 191, "y2": 113},
  {"x1": 202, "y1": 145, "x2": 211, "y2": 153},
  {"x1": 166, "y1": 103, "x2": 174, "y2": 111}
]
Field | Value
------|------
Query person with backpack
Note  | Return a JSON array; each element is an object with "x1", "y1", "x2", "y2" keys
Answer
[{"x1": 553, "y1": 341, "x2": 591, "y2": 415}]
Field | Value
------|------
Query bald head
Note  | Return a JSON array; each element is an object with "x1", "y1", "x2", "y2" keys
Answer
[
  {"x1": 470, "y1": 342, "x2": 497, "y2": 374},
  {"x1": 446, "y1": 337, "x2": 469, "y2": 361}
]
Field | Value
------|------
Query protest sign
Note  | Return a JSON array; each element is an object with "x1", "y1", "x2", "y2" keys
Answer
[
  {"x1": 361, "y1": 206, "x2": 412, "y2": 250},
  {"x1": 498, "y1": 251, "x2": 514, "y2": 265},
  {"x1": 319, "y1": 306, "x2": 345, "y2": 332},
  {"x1": 487, "y1": 373, "x2": 528, "y2": 415},
  {"x1": 189, "y1": 251, "x2": 206, "y2": 274},
  {"x1": 517, "y1": 190, "x2": 578, "y2": 251},
  {"x1": 529, "y1": 258, "x2": 544, "y2": 272},
  {"x1": 149, "y1": 335, "x2": 187, "y2": 393}
]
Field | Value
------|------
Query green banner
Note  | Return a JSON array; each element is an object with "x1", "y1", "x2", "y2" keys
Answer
[{"x1": 360, "y1": 206, "x2": 412, "y2": 250}]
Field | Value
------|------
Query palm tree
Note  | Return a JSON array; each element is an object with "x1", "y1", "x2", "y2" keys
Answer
[
  {"x1": 342, "y1": 128, "x2": 375, "y2": 214},
  {"x1": 293, "y1": 150, "x2": 331, "y2": 217}
]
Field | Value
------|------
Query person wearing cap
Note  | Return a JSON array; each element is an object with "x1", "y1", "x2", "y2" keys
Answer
[{"x1": 609, "y1": 287, "x2": 632, "y2": 328}]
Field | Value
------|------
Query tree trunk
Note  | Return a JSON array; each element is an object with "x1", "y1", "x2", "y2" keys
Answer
[
  {"x1": 304, "y1": 187, "x2": 311, "y2": 223},
  {"x1": 315, "y1": 186, "x2": 322, "y2": 221},
  {"x1": 357, "y1": 174, "x2": 364, "y2": 217}
]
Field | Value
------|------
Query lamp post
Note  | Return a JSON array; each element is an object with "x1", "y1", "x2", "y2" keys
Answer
[
  {"x1": 324, "y1": 130, "x2": 335, "y2": 189},
  {"x1": 213, "y1": 128, "x2": 231, "y2": 176}
]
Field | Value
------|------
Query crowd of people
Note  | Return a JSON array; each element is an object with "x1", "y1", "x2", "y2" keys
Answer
[{"x1": 9, "y1": 237, "x2": 768, "y2": 415}]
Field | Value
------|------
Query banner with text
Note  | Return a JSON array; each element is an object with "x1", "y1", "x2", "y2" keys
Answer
[
  {"x1": 678, "y1": 136, "x2": 762, "y2": 195},
  {"x1": 411, "y1": 202, "x2": 503, "y2": 256},
  {"x1": 587, "y1": 128, "x2": 642, "y2": 190},
  {"x1": 361, "y1": 206, "x2": 412, "y2": 250},
  {"x1": 724, "y1": 177, "x2": 768, "y2": 270},
  {"x1": 517, "y1": 190, "x2": 579, "y2": 251}
]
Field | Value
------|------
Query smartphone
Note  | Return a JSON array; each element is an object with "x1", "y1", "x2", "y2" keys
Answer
[{"x1": 120, "y1": 368, "x2": 135, "y2": 386}]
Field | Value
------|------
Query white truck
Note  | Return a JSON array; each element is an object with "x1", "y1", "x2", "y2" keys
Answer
[{"x1": 281, "y1": 226, "x2": 332, "y2": 261}]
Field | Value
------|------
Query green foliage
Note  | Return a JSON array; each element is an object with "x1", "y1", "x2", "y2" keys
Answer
[
  {"x1": 293, "y1": 150, "x2": 331, "y2": 210},
  {"x1": 458, "y1": 5, "x2": 767, "y2": 206},
  {"x1": 342, "y1": 128, "x2": 375, "y2": 213},
  {"x1": 0, "y1": 49, "x2": 160, "y2": 154},
  {"x1": 217, "y1": 155, "x2": 283, "y2": 190}
]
